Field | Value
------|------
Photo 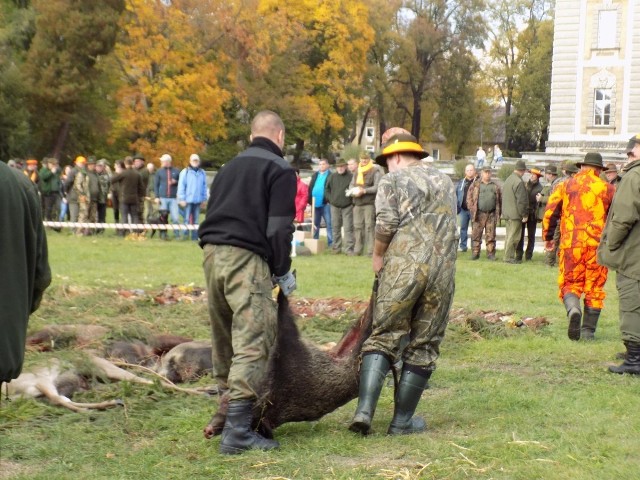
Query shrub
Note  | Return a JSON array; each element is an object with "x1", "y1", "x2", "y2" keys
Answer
[{"x1": 497, "y1": 163, "x2": 515, "y2": 181}]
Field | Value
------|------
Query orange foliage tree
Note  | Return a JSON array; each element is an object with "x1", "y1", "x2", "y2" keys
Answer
[{"x1": 111, "y1": 0, "x2": 231, "y2": 167}]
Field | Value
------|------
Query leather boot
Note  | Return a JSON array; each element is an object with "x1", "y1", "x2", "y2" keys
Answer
[
  {"x1": 387, "y1": 365, "x2": 431, "y2": 435},
  {"x1": 349, "y1": 352, "x2": 390, "y2": 435},
  {"x1": 609, "y1": 342, "x2": 640, "y2": 375},
  {"x1": 219, "y1": 400, "x2": 279, "y2": 454},
  {"x1": 562, "y1": 293, "x2": 582, "y2": 341},
  {"x1": 581, "y1": 306, "x2": 600, "y2": 341}
]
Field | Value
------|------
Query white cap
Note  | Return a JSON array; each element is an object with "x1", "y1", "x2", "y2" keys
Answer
[
  {"x1": 159, "y1": 153, "x2": 172, "y2": 163},
  {"x1": 189, "y1": 153, "x2": 200, "y2": 162}
]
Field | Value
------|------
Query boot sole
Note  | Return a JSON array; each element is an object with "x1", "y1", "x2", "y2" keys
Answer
[
  {"x1": 348, "y1": 419, "x2": 371, "y2": 435},
  {"x1": 608, "y1": 366, "x2": 640, "y2": 375},
  {"x1": 219, "y1": 442, "x2": 280, "y2": 455},
  {"x1": 568, "y1": 309, "x2": 581, "y2": 341}
]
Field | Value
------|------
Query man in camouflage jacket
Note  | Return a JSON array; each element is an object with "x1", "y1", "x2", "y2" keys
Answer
[
  {"x1": 349, "y1": 131, "x2": 457, "y2": 437},
  {"x1": 467, "y1": 166, "x2": 501, "y2": 260}
]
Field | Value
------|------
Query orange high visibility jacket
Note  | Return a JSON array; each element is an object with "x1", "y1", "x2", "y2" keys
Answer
[{"x1": 542, "y1": 169, "x2": 614, "y2": 249}]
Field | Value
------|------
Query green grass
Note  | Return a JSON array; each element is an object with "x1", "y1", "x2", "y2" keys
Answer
[{"x1": 2, "y1": 231, "x2": 639, "y2": 479}]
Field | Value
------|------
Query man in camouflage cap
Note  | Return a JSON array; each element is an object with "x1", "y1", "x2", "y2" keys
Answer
[{"x1": 349, "y1": 130, "x2": 457, "y2": 436}]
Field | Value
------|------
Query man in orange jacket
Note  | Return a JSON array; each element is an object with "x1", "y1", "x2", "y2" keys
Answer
[{"x1": 542, "y1": 152, "x2": 615, "y2": 341}]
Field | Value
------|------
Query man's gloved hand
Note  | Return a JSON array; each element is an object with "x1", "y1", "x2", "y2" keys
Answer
[{"x1": 274, "y1": 271, "x2": 297, "y2": 296}]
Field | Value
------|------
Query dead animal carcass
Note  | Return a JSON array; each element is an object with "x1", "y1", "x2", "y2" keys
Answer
[{"x1": 205, "y1": 289, "x2": 374, "y2": 438}]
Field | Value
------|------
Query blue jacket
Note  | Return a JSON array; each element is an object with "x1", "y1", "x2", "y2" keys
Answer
[
  {"x1": 456, "y1": 176, "x2": 476, "y2": 213},
  {"x1": 155, "y1": 166, "x2": 180, "y2": 198},
  {"x1": 178, "y1": 166, "x2": 208, "y2": 204}
]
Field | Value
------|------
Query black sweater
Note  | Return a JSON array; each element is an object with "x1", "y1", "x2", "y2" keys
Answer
[{"x1": 198, "y1": 137, "x2": 296, "y2": 276}]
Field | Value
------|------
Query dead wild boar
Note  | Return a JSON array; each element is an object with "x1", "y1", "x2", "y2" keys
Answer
[
  {"x1": 205, "y1": 287, "x2": 374, "y2": 439},
  {"x1": 155, "y1": 341, "x2": 213, "y2": 384}
]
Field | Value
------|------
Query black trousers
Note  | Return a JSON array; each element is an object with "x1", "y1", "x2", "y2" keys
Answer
[{"x1": 516, "y1": 215, "x2": 538, "y2": 260}]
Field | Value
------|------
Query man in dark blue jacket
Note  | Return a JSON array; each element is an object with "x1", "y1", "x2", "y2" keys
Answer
[
  {"x1": 199, "y1": 110, "x2": 296, "y2": 454},
  {"x1": 456, "y1": 164, "x2": 477, "y2": 252},
  {"x1": 154, "y1": 153, "x2": 180, "y2": 239}
]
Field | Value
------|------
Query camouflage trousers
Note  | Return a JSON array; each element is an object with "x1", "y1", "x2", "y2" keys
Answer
[
  {"x1": 77, "y1": 200, "x2": 97, "y2": 223},
  {"x1": 203, "y1": 244, "x2": 277, "y2": 401},
  {"x1": 558, "y1": 245, "x2": 607, "y2": 309},
  {"x1": 471, "y1": 211, "x2": 497, "y2": 255},
  {"x1": 363, "y1": 257, "x2": 456, "y2": 370},
  {"x1": 76, "y1": 201, "x2": 97, "y2": 235}
]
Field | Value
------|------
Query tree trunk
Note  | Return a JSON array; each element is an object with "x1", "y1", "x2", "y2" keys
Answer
[
  {"x1": 411, "y1": 94, "x2": 422, "y2": 142},
  {"x1": 52, "y1": 120, "x2": 70, "y2": 160},
  {"x1": 294, "y1": 139, "x2": 305, "y2": 169},
  {"x1": 357, "y1": 107, "x2": 371, "y2": 146}
]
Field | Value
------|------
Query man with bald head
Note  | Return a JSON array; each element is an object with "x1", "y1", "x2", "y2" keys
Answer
[{"x1": 199, "y1": 110, "x2": 296, "y2": 454}]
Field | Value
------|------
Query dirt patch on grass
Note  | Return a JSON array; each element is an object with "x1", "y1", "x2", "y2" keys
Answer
[{"x1": 0, "y1": 461, "x2": 36, "y2": 480}]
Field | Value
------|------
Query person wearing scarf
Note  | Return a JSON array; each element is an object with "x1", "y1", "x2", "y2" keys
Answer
[{"x1": 348, "y1": 153, "x2": 381, "y2": 255}]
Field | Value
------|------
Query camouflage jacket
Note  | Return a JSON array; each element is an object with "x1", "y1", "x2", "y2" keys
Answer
[
  {"x1": 467, "y1": 180, "x2": 502, "y2": 221},
  {"x1": 73, "y1": 168, "x2": 90, "y2": 202},
  {"x1": 542, "y1": 169, "x2": 615, "y2": 248},
  {"x1": 97, "y1": 171, "x2": 110, "y2": 204},
  {"x1": 375, "y1": 163, "x2": 458, "y2": 264}
]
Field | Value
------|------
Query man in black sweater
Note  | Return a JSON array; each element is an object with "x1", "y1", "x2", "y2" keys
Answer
[{"x1": 199, "y1": 110, "x2": 296, "y2": 455}]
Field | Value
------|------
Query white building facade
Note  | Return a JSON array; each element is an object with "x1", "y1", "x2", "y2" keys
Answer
[{"x1": 543, "y1": 0, "x2": 639, "y2": 162}]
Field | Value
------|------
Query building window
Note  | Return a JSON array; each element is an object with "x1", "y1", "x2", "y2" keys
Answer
[
  {"x1": 598, "y1": 10, "x2": 617, "y2": 49},
  {"x1": 594, "y1": 89, "x2": 611, "y2": 126},
  {"x1": 432, "y1": 149, "x2": 439, "y2": 160},
  {"x1": 366, "y1": 127, "x2": 374, "y2": 139}
]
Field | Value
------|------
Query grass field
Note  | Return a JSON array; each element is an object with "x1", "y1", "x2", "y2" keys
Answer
[{"x1": 1, "y1": 230, "x2": 639, "y2": 480}]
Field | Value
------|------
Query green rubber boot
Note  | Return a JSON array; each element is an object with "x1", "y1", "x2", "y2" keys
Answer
[
  {"x1": 562, "y1": 293, "x2": 582, "y2": 341},
  {"x1": 387, "y1": 365, "x2": 431, "y2": 435},
  {"x1": 581, "y1": 306, "x2": 600, "y2": 341},
  {"x1": 349, "y1": 352, "x2": 391, "y2": 435}
]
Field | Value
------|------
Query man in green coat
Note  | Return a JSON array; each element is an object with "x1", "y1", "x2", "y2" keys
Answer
[
  {"x1": 0, "y1": 161, "x2": 51, "y2": 384},
  {"x1": 501, "y1": 160, "x2": 528, "y2": 263},
  {"x1": 325, "y1": 159, "x2": 355, "y2": 254},
  {"x1": 598, "y1": 134, "x2": 640, "y2": 374}
]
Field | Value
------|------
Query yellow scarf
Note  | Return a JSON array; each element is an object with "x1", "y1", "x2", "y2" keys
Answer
[{"x1": 356, "y1": 161, "x2": 373, "y2": 186}]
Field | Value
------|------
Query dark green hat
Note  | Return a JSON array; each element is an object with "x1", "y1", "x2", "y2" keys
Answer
[
  {"x1": 577, "y1": 152, "x2": 604, "y2": 169},
  {"x1": 514, "y1": 159, "x2": 527, "y2": 171},
  {"x1": 563, "y1": 160, "x2": 579, "y2": 174},
  {"x1": 545, "y1": 165, "x2": 558, "y2": 175}
]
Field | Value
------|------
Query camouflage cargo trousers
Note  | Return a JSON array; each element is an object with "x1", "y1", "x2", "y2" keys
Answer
[
  {"x1": 363, "y1": 256, "x2": 456, "y2": 370},
  {"x1": 471, "y1": 211, "x2": 497, "y2": 255},
  {"x1": 203, "y1": 244, "x2": 277, "y2": 401}
]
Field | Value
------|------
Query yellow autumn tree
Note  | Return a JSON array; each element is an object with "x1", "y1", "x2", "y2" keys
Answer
[
  {"x1": 111, "y1": 0, "x2": 230, "y2": 166},
  {"x1": 195, "y1": 0, "x2": 374, "y2": 157}
]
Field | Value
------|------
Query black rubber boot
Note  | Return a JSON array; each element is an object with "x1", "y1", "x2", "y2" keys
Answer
[
  {"x1": 562, "y1": 293, "x2": 582, "y2": 341},
  {"x1": 387, "y1": 365, "x2": 431, "y2": 435},
  {"x1": 219, "y1": 400, "x2": 279, "y2": 454},
  {"x1": 349, "y1": 352, "x2": 391, "y2": 435},
  {"x1": 609, "y1": 342, "x2": 640, "y2": 375},
  {"x1": 581, "y1": 306, "x2": 600, "y2": 341}
]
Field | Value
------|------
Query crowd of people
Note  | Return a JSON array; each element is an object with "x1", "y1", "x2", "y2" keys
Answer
[
  {"x1": 4, "y1": 113, "x2": 640, "y2": 456},
  {"x1": 6, "y1": 153, "x2": 208, "y2": 239}
]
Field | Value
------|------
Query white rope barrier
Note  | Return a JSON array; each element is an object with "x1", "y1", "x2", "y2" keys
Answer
[
  {"x1": 43, "y1": 221, "x2": 198, "y2": 231},
  {"x1": 43, "y1": 221, "x2": 315, "y2": 231}
]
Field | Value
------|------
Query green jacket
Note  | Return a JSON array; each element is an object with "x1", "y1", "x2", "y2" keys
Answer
[
  {"x1": 325, "y1": 169, "x2": 353, "y2": 208},
  {"x1": 38, "y1": 166, "x2": 61, "y2": 195},
  {"x1": 0, "y1": 162, "x2": 51, "y2": 382},
  {"x1": 501, "y1": 172, "x2": 527, "y2": 220},
  {"x1": 597, "y1": 159, "x2": 640, "y2": 280}
]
